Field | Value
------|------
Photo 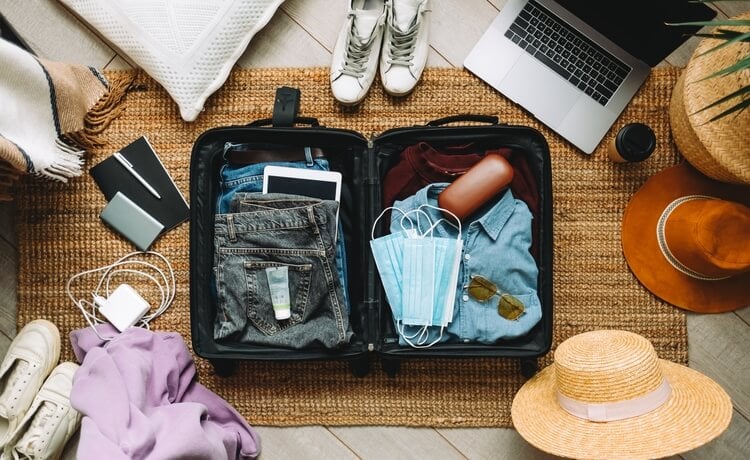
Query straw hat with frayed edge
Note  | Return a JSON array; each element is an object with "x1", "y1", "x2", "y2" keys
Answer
[
  {"x1": 511, "y1": 330, "x2": 732, "y2": 460},
  {"x1": 621, "y1": 161, "x2": 750, "y2": 313}
]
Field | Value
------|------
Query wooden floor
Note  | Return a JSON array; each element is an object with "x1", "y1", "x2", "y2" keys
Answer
[{"x1": 1, "y1": 1, "x2": 749, "y2": 458}]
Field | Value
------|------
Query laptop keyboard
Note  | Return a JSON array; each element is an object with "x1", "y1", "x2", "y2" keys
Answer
[{"x1": 504, "y1": 0, "x2": 631, "y2": 106}]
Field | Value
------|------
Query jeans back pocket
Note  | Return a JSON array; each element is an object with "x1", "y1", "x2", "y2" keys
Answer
[{"x1": 244, "y1": 261, "x2": 312, "y2": 335}]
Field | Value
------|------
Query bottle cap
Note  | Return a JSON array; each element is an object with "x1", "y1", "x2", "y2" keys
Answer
[
  {"x1": 614, "y1": 123, "x2": 656, "y2": 162},
  {"x1": 274, "y1": 307, "x2": 291, "y2": 320}
]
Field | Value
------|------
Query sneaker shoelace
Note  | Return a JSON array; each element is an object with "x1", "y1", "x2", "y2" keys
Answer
[
  {"x1": 386, "y1": 1, "x2": 429, "y2": 72},
  {"x1": 13, "y1": 401, "x2": 58, "y2": 459},
  {"x1": 340, "y1": 13, "x2": 381, "y2": 80},
  {"x1": 386, "y1": 17, "x2": 420, "y2": 68}
]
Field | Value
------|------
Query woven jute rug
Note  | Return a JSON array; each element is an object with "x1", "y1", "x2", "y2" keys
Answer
[{"x1": 16, "y1": 67, "x2": 687, "y2": 427}]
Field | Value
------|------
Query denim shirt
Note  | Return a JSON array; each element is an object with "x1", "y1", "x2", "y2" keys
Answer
[{"x1": 390, "y1": 183, "x2": 541, "y2": 344}]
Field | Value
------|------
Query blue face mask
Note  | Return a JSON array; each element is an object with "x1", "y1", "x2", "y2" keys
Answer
[
  {"x1": 370, "y1": 206, "x2": 463, "y2": 348},
  {"x1": 369, "y1": 230, "x2": 406, "y2": 319}
]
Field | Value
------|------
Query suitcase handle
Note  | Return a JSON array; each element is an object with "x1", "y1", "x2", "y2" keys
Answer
[
  {"x1": 425, "y1": 114, "x2": 499, "y2": 126},
  {"x1": 246, "y1": 116, "x2": 321, "y2": 128}
]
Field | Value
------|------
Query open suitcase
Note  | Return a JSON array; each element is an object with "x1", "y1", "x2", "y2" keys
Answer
[{"x1": 189, "y1": 88, "x2": 553, "y2": 378}]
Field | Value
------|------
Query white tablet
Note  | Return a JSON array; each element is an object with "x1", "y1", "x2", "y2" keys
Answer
[{"x1": 262, "y1": 165, "x2": 342, "y2": 202}]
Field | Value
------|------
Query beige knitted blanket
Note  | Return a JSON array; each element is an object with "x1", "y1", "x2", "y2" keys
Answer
[{"x1": 0, "y1": 38, "x2": 131, "y2": 200}]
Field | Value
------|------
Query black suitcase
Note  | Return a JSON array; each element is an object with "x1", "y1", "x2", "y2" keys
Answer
[{"x1": 189, "y1": 88, "x2": 553, "y2": 378}]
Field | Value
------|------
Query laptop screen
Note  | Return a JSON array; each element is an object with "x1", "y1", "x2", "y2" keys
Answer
[{"x1": 557, "y1": 0, "x2": 717, "y2": 67}]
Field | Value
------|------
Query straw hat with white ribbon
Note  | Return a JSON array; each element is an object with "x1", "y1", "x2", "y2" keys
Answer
[{"x1": 511, "y1": 330, "x2": 732, "y2": 459}]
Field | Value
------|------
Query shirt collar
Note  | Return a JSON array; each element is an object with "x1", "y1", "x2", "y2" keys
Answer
[{"x1": 408, "y1": 183, "x2": 515, "y2": 241}]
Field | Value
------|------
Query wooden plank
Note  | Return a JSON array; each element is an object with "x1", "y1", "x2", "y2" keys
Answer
[
  {"x1": 328, "y1": 426, "x2": 465, "y2": 459},
  {"x1": 0, "y1": 238, "x2": 17, "y2": 339},
  {"x1": 429, "y1": 0, "x2": 501, "y2": 68},
  {"x1": 735, "y1": 306, "x2": 750, "y2": 325},
  {"x1": 438, "y1": 427, "x2": 556, "y2": 459},
  {"x1": 237, "y1": 9, "x2": 332, "y2": 68},
  {"x1": 713, "y1": 1, "x2": 750, "y2": 18},
  {"x1": 682, "y1": 410, "x2": 750, "y2": 460},
  {"x1": 687, "y1": 311, "x2": 750, "y2": 420},
  {"x1": 487, "y1": 0, "x2": 508, "y2": 11},
  {"x1": 281, "y1": 0, "x2": 348, "y2": 51},
  {"x1": 0, "y1": 331, "x2": 10, "y2": 361},
  {"x1": 254, "y1": 426, "x2": 357, "y2": 458},
  {"x1": 103, "y1": 55, "x2": 134, "y2": 71},
  {"x1": 426, "y1": 49, "x2": 453, "y2": 67},
  {"x1": 0, "y1": 0, "x2": 116, "y2": 67},
  {"x1": 0, "y1": 201, "x2": 15, "y2": 248},
  {"x1": 486, "y1": 0, "x2": 507, "y2": 11}
]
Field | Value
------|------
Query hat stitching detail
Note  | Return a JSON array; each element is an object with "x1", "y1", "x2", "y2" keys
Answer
[
  {"x1": 656, "y1": 195, "x2": 731, "y2": 281},
  {"x1": 556, "y1": 378, "x2": 672, "y2": 422}
]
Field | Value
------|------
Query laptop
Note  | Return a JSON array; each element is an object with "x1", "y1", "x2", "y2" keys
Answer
[{"x1": 464, "y1": 0, "x2": 715, "y2": 154}]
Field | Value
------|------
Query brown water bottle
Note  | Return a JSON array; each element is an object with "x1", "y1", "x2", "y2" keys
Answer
[{"x1": 438, "y1": 153, "x2": 514, "y2": 221}]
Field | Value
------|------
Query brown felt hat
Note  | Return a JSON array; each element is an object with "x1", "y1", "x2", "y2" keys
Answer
[{"x1": 622, "y1": 162, "x2": 750, "y2": 313}]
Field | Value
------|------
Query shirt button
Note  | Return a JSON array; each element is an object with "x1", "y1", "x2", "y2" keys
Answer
[
  {"x1": 464, "y1": 254, "x2": 471, "y2": 260},
  {"x1": 463, "y1": 339, "x2": 470, "y2": 343},
  {"x1": 462, "y1": 295, "x2": 469, "y2": 301}
]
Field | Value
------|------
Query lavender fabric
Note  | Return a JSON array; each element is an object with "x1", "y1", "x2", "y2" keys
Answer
[{"x1": 69, "y1": 325, "x2": 261, "y2": 459}]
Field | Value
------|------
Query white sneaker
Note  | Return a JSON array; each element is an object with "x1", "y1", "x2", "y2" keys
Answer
[
  {"x1": 3, "y1": 362, "x2": 81, "y2": 460},
  {"x1": 380, "y1": 0, "x2": 431, "y2": 96},
  {"x1": 0, "y1": 320, "x2": 60, "y2": 448},
  {"x1": 331, "y1": 0, "x2": 387, "y2": 105}
]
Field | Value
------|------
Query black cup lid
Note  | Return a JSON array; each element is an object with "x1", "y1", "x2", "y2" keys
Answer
[{"x1": 615, "y1": 123, "x2": 656, "y2": 162}]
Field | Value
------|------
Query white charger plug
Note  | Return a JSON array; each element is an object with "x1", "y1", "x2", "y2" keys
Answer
[{"x1": 94, "y1": 283, "x2": 150, "y2": 332}]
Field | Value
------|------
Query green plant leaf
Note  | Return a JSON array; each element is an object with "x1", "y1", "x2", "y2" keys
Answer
[
  {"x1": 669, "y1": 3, "x2": 750, "y2": 124},
  {"x1": 695, "y1": 55, "x2": 750, "y2": 81},
  {"x1": 666, "y1": 19, "x2": 750, "y2": 28},
  {"x1": 706, "y1": 97, "x2": 750, "y2": 122},
  {"x1": 693, "y1": 84, "x2": 750, "y2": 115},
  {"x1": 694, "y1": 29, "x2": 750, "y2": 52}
]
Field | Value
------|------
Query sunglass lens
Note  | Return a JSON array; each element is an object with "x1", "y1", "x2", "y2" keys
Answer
[
  {"x1": 468, "y1": 275, "x2": 497, "y2": 301},
  {"x1": 498, "y1": 294, "x2": 524, "y2": 320}
]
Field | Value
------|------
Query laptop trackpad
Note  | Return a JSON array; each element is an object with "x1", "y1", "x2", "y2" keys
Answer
[{"x1": 500, "y1": 54, "x2": 579, "y2": 127}]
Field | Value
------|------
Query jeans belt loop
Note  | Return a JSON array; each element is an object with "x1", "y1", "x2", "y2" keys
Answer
[
  {"x1": 304, "y1": 146, "x2": 314, "y2": 166},
  {"x1": 227, "y1": 214, "x2": 237, "y2": 242}
]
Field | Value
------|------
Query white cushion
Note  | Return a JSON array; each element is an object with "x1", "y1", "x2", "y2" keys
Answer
[{"x1": 59, "y1": 0, "x2": 285, "y2": 122}]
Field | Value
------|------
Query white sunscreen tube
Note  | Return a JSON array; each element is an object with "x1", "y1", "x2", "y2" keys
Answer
[{"x1": 266, "y1": 266, "x2": 291, "y2": 320}]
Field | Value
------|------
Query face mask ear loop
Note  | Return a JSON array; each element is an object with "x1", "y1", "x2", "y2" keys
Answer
[
  {"x1": 416, "y1": 325, "x2": 430, "y2": 345},
  {"x1": 416, "y1": 204, "x2": 462, "y2": 237},
  {"x1": 371, "y1": 206, "x2": 409, "y2": 240},
  {"x1": 400, "y1": 208, "x2": 434, "y2": 237},
  {"x1": 400, "y1": 325, "x2": 444, "y2": 349},
  {"x1": 397, "y1": 320, "x2": 425, "y2": 340}
]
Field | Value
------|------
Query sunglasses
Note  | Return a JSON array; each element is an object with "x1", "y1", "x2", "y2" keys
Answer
[{"x1": 468, "y1": 275, "x2": 525, "y2": 320}]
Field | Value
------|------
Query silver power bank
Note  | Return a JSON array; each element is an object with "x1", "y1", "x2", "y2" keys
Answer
[{"x1": 100, "y1": 192, "x2": 164, "y2": 250}]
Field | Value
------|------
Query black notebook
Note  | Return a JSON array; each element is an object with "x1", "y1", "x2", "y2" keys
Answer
[{"x1": 90, "y1": 136, "x2": 189, "y2": 233}]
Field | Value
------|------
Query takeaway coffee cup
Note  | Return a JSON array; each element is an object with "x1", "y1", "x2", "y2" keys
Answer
[{"x1": 608, "y1": 123, "x2": 656, "y2": 163}]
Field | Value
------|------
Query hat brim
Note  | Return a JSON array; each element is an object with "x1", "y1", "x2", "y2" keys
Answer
[
  {"x1": 621, "y1": 162, "x2": 750, "y2": 313},
  {"x1": 511, "y1": 360, "x2": 732, "y2": 459}
]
